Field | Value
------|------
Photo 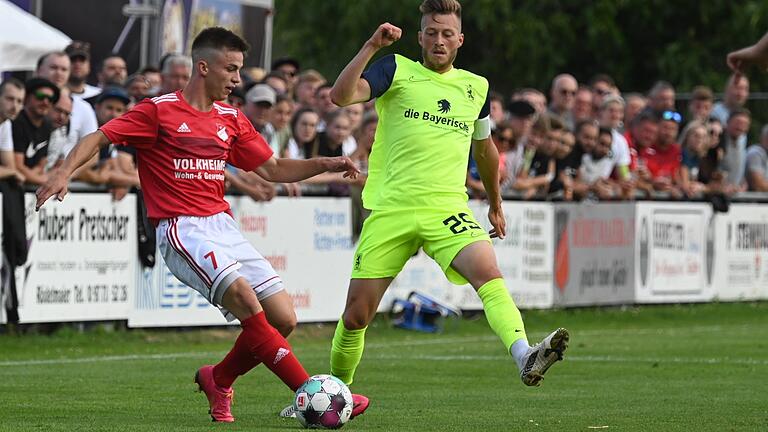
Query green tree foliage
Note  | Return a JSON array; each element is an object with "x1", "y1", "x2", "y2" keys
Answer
[{"x1": 274, "y1": 0, "x2": 768, "y2": 97}]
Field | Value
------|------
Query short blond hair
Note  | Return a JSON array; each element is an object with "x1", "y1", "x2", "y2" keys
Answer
[{"x1": 420, "y1": 0, "x2": 461, "y2": 25}]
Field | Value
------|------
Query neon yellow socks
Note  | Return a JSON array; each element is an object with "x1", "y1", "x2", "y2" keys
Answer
[
  {"x1": 330, "y1": 319, "x2": 367, "y2": 385},
  {"x1": 477, "y1": 278, "x2": 528, "y2": 351}
]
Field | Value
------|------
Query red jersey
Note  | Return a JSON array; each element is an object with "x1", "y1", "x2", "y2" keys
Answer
[
  {"x1": 643, "y1": 143, "x2": 681, "y2": 179},
  {"x1": 100, "y1": 91, "x2": 272, "y2": 220}
]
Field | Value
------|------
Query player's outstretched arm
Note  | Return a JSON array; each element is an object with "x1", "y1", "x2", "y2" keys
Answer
[
  {"x1": 255, "y1": 156, "x2": 359, "y2": 183},
  {"x1": 727, "y1": 31, "x2": 768, "y2": 74},
  {"x1": 35, "y1": 130, "x2": 111, "y2": 210},
  {"x1": 472, "y1": 137, "x2": 506, "y2": 239},
  {"x1": 330, "y1": 23, "x2": 402, "y2": 107}
]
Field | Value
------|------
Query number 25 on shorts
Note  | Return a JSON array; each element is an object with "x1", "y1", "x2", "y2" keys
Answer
[{"x1": 442, "y1": 212, "x2": 481, "y2": 235}]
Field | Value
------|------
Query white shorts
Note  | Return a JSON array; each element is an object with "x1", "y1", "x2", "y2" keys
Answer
[{"x1": 156, "y1": 212, "x2": 283, "y2": 320}]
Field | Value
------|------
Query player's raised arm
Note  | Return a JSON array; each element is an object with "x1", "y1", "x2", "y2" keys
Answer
[
  {"x1": 330, "y1": 23, "x2": 402, "y2": 107},
  {"x1": 727, "y1": 31, "x2": 768, "y2": 74},
  {"x1": 255, "y1": 156, "x2": 359, "y2": 183},
  {"x1": 35, "y1": 130, "x2": 111, "y2": 210}
]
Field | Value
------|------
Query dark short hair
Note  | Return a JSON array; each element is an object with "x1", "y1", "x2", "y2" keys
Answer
[
  {"x1": 728, "y1": 107, "x2": 751, "y2": 122},
  {"x1": 191, "y1": 27, "x2": 250, "y2": 62},
  {"x1": 0, "y1": 77, "x2": 25, "y2": 95},
  {"x1": 575, "y1": 119, "x2": 598, "y2": 135},
  {"x1": 598, "y1": 126, "x2": 613, "y2": 138},
  {"x1": 589, "y1": 73, "x2": 615, "y2": 89},
  {"x1": 314, "y1": 83, "x2": 333, "y2": 96}
]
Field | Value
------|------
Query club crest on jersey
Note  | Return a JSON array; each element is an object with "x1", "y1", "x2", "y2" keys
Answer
[
  {"x1": 176, "y1": 122, "x2": 191, "y2": 133},
  {"x1": 437, "y1": 99, "x2": 451, "y2": 113},
  {"x1": 466, "y1": 84, "x2": 475, "y2": 101},
  {"x1": 217, "y1": 126, "x2": 229, "y2": 141}
]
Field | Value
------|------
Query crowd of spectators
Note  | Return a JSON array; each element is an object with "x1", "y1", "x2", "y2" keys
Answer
[{"x1": 1, "y1": 41, "x2": 766, "y2": 208}]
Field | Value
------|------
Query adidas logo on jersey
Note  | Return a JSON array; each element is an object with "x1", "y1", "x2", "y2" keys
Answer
[
  {"x1": 273, "y1": 347, "x2": 290, "y2": 364},
  {"x1": 177, "y1": 122, "x2": 191, "y2": 133}
]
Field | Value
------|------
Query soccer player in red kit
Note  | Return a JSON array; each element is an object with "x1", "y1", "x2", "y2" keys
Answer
[{"x1": 36, "y1": 27, "x2": 368, "y2": 423}]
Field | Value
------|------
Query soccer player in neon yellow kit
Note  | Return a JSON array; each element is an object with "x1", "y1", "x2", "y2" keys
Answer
[{"x1": 330, "y1": 0, "x2": 568, "y2": 392}]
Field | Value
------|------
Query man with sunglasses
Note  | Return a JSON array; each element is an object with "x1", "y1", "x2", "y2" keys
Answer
[
  {"x1": 12, "y1": 78, "x2": 58, "y2": 185},
  {"x1": 644, "y1": 110, "x2": 683, "y2": 198},
  {"x1": 548, "y1": 73, "x2": 577, "y2": 130}
]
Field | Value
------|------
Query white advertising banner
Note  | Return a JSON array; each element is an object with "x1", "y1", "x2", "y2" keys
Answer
[
  {"x1": 499, "y1": 201, "x2": 555, "y2": 309},
  {"x1": 552, "y1": 203, "x2": 635, "y2": 306},
  {"x1": 713, "y1": 204, "x2": 768, "y2": 300},
  {"x1": 231, "y1": 197, "x2": 354, "y2": 322},
  {"x1": 18, "y1": 193, "x2": 136, "y2": 323},
  {"x1": 634, "y1": 202, "x2": 714, "y2": 303}
]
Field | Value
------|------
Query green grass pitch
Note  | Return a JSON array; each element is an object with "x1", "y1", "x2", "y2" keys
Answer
[{"x1": 1, "y1": 302, "x2": 766, "y2": 431}]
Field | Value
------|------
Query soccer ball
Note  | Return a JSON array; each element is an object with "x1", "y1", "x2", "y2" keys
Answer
[{"x1": 294, "y1": 374, "x2": 353, "y2": 429}]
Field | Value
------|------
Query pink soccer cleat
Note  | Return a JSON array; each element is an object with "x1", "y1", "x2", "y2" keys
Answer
[
  {"x1": 194, "y1": 365, "x2": 235, "y2": 423},
  {"x1": 351, "y1": 393, "x2": 370, "y2": 418}
]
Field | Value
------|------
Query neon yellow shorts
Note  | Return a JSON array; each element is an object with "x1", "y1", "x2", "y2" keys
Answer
[{"x1": 351, "y1": 207, "x2": 491, "y2": 285}]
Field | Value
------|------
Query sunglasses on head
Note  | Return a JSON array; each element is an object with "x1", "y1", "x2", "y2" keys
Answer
[
  {"x1": 33, "y1": 91, "x2": 55, "y2": 102},
  {"x1": 662, "y1": 110, "x2": 682, "y2": 123}
]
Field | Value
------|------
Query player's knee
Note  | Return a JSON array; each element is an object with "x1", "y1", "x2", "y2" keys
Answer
[
  {"x1": 273, "y1": 315, "x2": 297, "y2": 337},
  {"x1": 342, "y1": 309, "x2": 370, "y2": 330}
]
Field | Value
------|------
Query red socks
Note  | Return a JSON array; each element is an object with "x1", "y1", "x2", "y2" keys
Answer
[{"x1": 213, "y1": 312, "x2": 309, "y2": 391}]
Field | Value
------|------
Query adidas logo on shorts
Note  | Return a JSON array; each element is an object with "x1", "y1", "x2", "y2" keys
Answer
[{"x1": 177, "y1": 122, "x2": 191, "y2": 133}]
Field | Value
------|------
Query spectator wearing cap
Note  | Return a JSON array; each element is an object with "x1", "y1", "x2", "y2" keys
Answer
[
  {"x1": 295, "y1": 69, "x2": 326, "y2": 110},
  {"x1": 36, "y1": 52, "x2": 99, "y2": 167},
  {"x1": 0, "y1": 79, "x2": 25, "y2": 183},
  {"x1": 159, "y1": 54, "x2": 192, "y2": 94},
  {"x1": 746, "y1": 125, "x2": 768, "y2": 192},
  {"x1": 93, "y1": 87, "x2": 140, "y2": 197},
  {"x1": 228, "y1": 85, "x2": 280, "y2": 202},
  {"x1": 97, "y1": 55, "x2": 128, "y2": 88},
  {"x1": 623, "y1": 93, "x2": 647, "y2": 129},
  {"x1": 272, "y1": 57, "x2": 300, "y2": 93},
  {"x1": 507, "y1": 99, "x2": 536, "y2": 143},
  {"x1": 645, "y1": 110, "x2": 683, "y2": 198},
  {"x1": 244, "y1": 83, "x2": 277, "y2": 149},
  {"x1": 65, "y1": 41, "x2": 101, "y2": 100},
  {"x1": 45, "y1": 87, "x2": 73, "y2": 170},
  {"x1": 548, "y1": 74, "x2": 577, "y2": 130},
  {"x1": 718, "y1": 108, "x2": 751, "y2": 190},
  {"x1": 513, "y1": 88, "x2": 547, "y2": 114},
  {"x1": 712, "y1": 74, "x2": 750, "y2": 126},
  {"x1": 572, "y1": 86, "x2": 594, "y2": 125},
  {"x1": 647, "y1": 81, "x2": 676, "y2": 115},
  {"x1": 687, "y1": 86, "x2": 714, "y2": 123},
  {"x1": 597, "y1": 95, "x2": 632, "y2": 185},
  {"x1": 12, "y1": 78, "x2": 59, "y2": 185}
]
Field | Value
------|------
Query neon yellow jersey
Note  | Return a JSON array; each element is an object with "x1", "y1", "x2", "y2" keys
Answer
[{"x1": 361, "y1": 54, "x2": 489, "y2": 210}]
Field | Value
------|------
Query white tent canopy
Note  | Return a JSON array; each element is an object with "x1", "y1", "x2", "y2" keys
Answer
[{"x1": 0, "y1": 0, "x2": 71, "y2": 72}]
